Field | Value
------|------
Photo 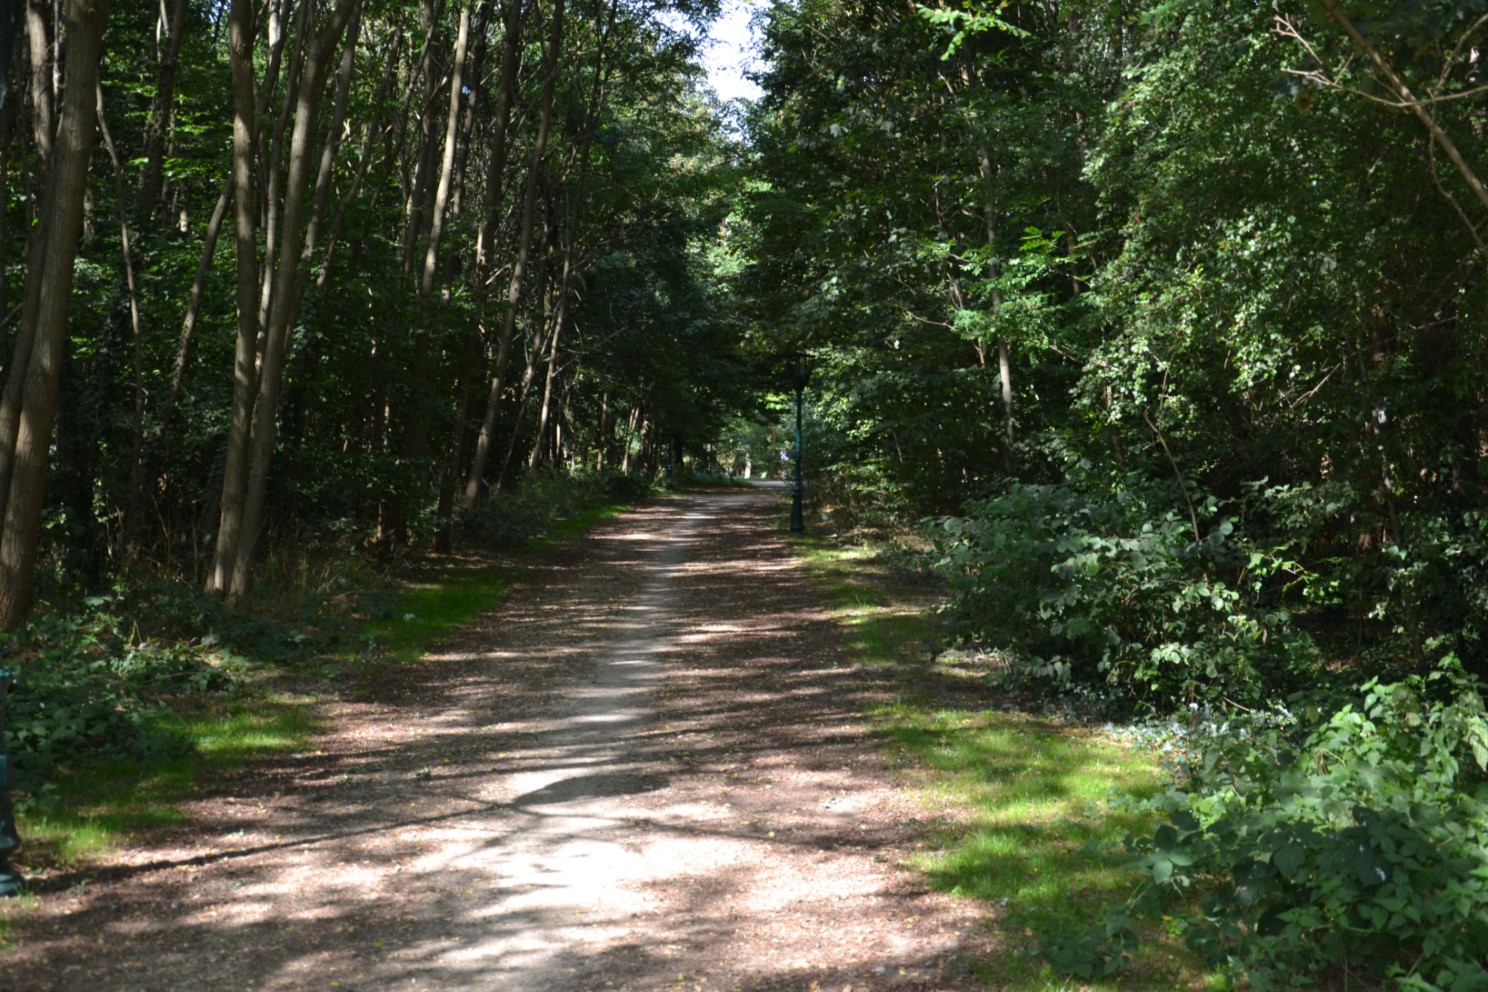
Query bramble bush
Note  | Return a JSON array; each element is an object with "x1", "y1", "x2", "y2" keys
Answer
[
  {"x1": 1057, "y1": 659, "x2": 1488, "y2": 991},
  {"x1": 1, "y1": 597, "x2": 243, "y2": 780},
  {"x1": 929, "y1": 479, "x2": 1315, "y2": 712}
]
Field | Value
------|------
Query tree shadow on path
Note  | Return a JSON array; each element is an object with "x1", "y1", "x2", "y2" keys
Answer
[{"x1": 1, "y1": 492, "x2": 985, "y2": 992}]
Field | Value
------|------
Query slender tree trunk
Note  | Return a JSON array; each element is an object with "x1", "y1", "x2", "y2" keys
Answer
[
  {"x1": 137, "y1": 179, "x2": 232, "y2": 526},
  {"x1": 385, "y1": 2, "x2": 471, "y2": 543},
  {"x1": 524, "y1": 0, "x2": 614, "y2": 471},
  {"x1": 136, "y1": 0, "x2": 188, "y2": 226},
  {"x1": 315, "y1": 20, "x2": 402, "y2": 288},
  {"x1": 437, "y1": 0, "x2": 525, "y2": 530},
  {"x1": 978, "y1": 146, "x2": 1014, "y2": 466},
  {"x1": 596, "y1": 390, "x2": 609, "y2": 472},
  {"x1": 24, "y1": 0, "x2": 53, "y2": 177},
  {"x1": 464, "y1": 0, "x2": 565, "y2": 507},
  {"x1": 212, "y1": 0, "x2": 359, "y2": 598},
  {"x1": 497, "y1": 222, "x2": 559, "y2": 488},
  {"x1": 258, "y1": 0, "x2": 303, "y2": 329},
  {"x1": 303, "y1": 0, "x2": 361, "y2": 261},
  {"x1": 0, "y1": 0, "x2": 59, "y2": 473},
  {"x1": 0, "y1": 0, "x2": 111, "y2": 629},
  {"x1": 209, "y1": 0, "x2": 263, "y2": 596},
  {"x1": 527, "y1": 288, "x2": 565, "y2": 470},
  {"x1": 230, "y1": 0, "x2": 360, "y2": 598},
  {"x1": 95, "y1": 82, "x2": 148, "y2": 527}
]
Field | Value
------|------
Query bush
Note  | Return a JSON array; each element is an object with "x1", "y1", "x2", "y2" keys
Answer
[
  {"x1": 1, "y1": 599, "x2": 242, "y2": 780},
  {"x1": 459, "y1": 471, "x2": 649, "y2": 548},
  {"x1": 1078, "y1": 660, "x2": 1488, "y2": 991},
  {"x1": 930, "y1": 480, "x2": 1314, "y2": 712}
]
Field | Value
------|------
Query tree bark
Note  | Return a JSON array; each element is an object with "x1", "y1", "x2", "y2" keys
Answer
[
  {"x1": 95, "y1": 82, "x2": 148, "y2": 527},
  {"x1": 978, "y1": 146, "x2": 1014, "y2": 466},
  {"x1": 211, "y1": 0, "x2": 360, "y2": 599},
  {"x1": 0, "y1": 0, "x2": 111, "y2": 629},
  {"x1": 146, "y1": 179, "x2": 232, "y2": 490},
  {"x1": 436, "y1": 0, "x2": 525, "y2": 532},
  {"x1": 0, "y1": 0, "x2": 59, "y2": 464},
  {"x1": 208, "y1": 0, "x2": 263, "y2": 596},
  {"x1": 464, "y1": 0, "x2": 565, "y2": 507},
  {"x1": 135, "y1": 0, "x2": 188, "y2": 226}
]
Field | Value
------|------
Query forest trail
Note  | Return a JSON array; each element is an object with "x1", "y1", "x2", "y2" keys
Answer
[{"x1": 3, "y1": 490, "x2": 982, "y2": 991}]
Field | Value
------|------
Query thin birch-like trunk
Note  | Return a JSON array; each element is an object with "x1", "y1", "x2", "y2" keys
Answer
[
  {"x1": 436, "y1": 0, "x2": 525, "y2": 534},
  {"x1": 212, "y1": 0, "x2": 359, "y2": 598}
]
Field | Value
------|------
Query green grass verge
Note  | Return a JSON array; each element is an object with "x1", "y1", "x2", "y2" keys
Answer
[
  {"x1": 799, "y1": 539, "x2": 1224, "y2": 991},
  {"x1": 533, "y1": 503, "x2": 629, "y2": 549},
  {"x1": 3, "y1": 691, "x2": 321, "y2": 946},
  {"x1": 366, "y1": 565, "x2": 518, "y2": 666},
  {"x1": 18, "y1": 695, "x2": 322, "y2": 865}
]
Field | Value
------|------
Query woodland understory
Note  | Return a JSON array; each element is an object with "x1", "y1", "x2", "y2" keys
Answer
[{"x1": 2, "y1": 1, "x2": 1488, "y2": 989}]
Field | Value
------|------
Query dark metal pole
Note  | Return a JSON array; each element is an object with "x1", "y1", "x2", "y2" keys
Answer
[
  {"x1": 790, "y1": 377, "x2": 805, "y2": 533},
  {"x1": 0, "y1": 668, "x2": 23, "y2": 896}
]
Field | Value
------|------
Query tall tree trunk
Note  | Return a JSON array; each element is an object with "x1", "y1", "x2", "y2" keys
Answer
[
  {"x1": 212, "y1": 0, "x2": 360, "y2": 599},
  {"x1": 524, "y1": 0, "x2": 614, "y2": 471},
  {"x1": 208, "y1": 0, "x2": 263, "y2": 596},
  {"x1": 303, "y1": 0, "x2": 362, "y2": 260},
  {"x1": 0, "y1": 0, "x2": 111, "y2": 629},
  {"x1": 95, "y1": 82, "x2": 148, "y2": 532},
  {"x1": 385, "y1": 2, "x2": 471, "y2": 544},
  {"x1": 978, "y1": 146, "x2": 1014, "y2": 466},
  {"x1": 526, "y1": 286, "x2": 566, "y2": 470},
  {"x1": 464, "y1": 0, "x2": 565, "y2": 507},
  {"x1": 437, "y1": 0, "x2": 525, "y2": 533},
  {"x1": 0, "y1": 0, "x2": 59, "y2": 454},
  {"x1": 135, "y1": 0, "x2": 188, "y2": 226},
  {"x1": 144, "y1": 179, "x2": 232, "y2": 499}
]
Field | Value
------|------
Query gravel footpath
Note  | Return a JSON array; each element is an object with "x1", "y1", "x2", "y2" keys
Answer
[{"x1": 1, "y1": 489, "x2": 985, "y2": 992}]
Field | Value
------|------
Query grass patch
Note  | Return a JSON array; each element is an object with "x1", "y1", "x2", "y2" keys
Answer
[
  {"x1": 799, "y1": 538, "x2": 1223, "y2": 991},
  {"x1": 367, "y1": 503, "x2": 628, "y2": 665},
  {"x1": 531, "y1": 503, "x2": 629, "y2": 549},
  {"x1": 16, "y1": 693, "x2": 322, "y2": 869},
  {"x1": 367, "y1": 565, "x2": 517, "y2": 666}
]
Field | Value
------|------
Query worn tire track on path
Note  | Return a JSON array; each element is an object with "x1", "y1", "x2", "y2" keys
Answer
[{"x1": 2, "y1": 488, "x2": 984, "y2": 991}]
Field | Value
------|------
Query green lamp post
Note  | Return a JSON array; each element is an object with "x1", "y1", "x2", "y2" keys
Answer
[{"x1": 0, "y1": 668, "x2": 23, "y2": 896}]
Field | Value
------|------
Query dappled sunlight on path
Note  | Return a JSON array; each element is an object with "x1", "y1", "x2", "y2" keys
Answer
[{"x1": 3, "y1": 492, "x2": 981, "y2": 991}]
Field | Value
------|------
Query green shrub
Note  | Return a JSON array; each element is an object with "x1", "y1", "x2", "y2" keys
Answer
[
  {"x1": 598, "y1": 470, "x2": 655, "y2": 503},
  {"x1": 1081, "y1": 660, "x2": 1488, "y2": 991},
  {"x1": 930, "y1": 480, "x2": 1313, "y2": 712},
  {"x1": 459, "y1": 471, "x2": 649, "y2": 548},
  {"x1": 1, "y1": 600, "x2": 242, "y2": 781}
]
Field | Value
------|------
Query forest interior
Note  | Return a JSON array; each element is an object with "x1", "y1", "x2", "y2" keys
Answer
[{"x1": 1, "y1": 0, "x2": 1488, "y2": 989}]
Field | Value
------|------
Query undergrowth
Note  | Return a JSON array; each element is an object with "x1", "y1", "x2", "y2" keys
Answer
[{"x1": 798, "y1": 538, "x2": 1224, "y2": 991}]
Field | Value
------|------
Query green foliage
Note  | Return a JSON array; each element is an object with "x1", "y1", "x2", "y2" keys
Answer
[
  {"x1": 931, "y1": 479, "x2": 1315, "y2": 712},
  {"x1": 1066, "y1": 660, "x2": 1488, "y2": 990},
  {"x1": 2, "y1": 599, "x2": 241, "y2": 780},
  {"x1": 917, "y1": 2, "x2": 1031, "y2": 59},
  {"x1": 459, "y1": 472, "x2": 649, "y2": 549}
]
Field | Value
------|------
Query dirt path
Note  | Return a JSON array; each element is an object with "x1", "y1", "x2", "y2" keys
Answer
[{"x1": 2, "y1": 490, "x2": 985, "y2": 991}]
